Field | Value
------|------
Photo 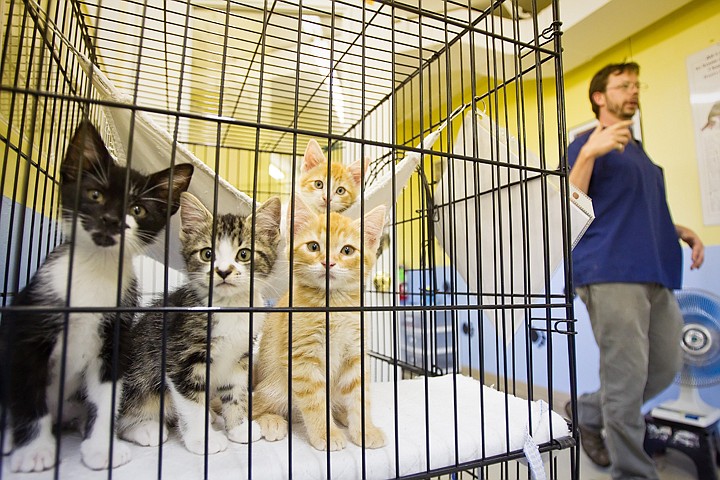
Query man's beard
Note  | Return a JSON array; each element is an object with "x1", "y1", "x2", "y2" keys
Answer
[{"x1": 607, "y1": 99, "x2": 637, "y2": 120}]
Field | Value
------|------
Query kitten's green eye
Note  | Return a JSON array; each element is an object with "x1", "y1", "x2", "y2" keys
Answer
[
  {"x1": 307, "y1": 242, "x2": 320, "y2": 252},
  {"x1": 237, "y1": 248, "x2": 251, "y2": 262},
  {"x1": 313, "y1": 180, "x2": 323, "y2": 189},
  {"x1": 86, "y1": 189, "x2": 104, "y2": 203},
  {"x1": 341, "y1": 245, "x2": 355, "y2": 255},
  {"x1": 336, "y1": 186, "x2": 346, "y2": 195},
  {"x1": 199, "y1": 248, "x2": 213, "y2": 262},
  {"x1": 130, "y1": 204, "x2": 147, "y2": 218}
]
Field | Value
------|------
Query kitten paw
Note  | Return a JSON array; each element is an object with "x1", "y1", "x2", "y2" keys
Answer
[
  {"x1": 350, "y1": 424, "x2": 386, "y2": 449},
  {"x1": 227, "y1": 420, "x2": 261, "y2": 444},
  {"x1": 183, "y1": 428, "x2": 228, "y2": 455},
  {"x1": 309, "y1": 426, "x2": 347, "y2": 451},
  {"x1": 121, "y1": 420, "x2": 168, "y2": 446},
  {"x1": 256, "y1": 414, "x2": 288, "y2": 442},
  {"x1": 80, "y1": 439, "x2": 132, "y2": 470},
  {"x1": 10, "y1": 440, "x2": 56, "y2": 472}
]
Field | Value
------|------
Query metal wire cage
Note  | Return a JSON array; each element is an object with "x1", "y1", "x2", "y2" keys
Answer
[{"x1": 0, "y1": 0, "x2": 580, "y2": 478}]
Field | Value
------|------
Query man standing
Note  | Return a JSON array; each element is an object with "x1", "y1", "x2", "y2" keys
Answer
[{"x1": 566, "y1": 62, "x2": 704, "y2": 479}]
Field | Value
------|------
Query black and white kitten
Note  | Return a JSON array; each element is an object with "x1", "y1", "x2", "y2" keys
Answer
[
  {"x1": 118, "y1": 192, "x2": 281, "y2": 455},
  {"x1": 0, "y1": 120, "x2": 193, "y2": 472}
]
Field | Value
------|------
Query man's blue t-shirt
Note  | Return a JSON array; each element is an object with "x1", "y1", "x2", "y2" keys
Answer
[{"x1": 568, "y1": 130, "x2": 682, "y2": 289}]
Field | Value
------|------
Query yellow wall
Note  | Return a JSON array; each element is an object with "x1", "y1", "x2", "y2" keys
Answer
[
  {"x1": 563, "y1": 0, "x2": 720, "y2": 245},
  {"x1": 189, "y1": 144, "x2": 287, "y2": 204}
]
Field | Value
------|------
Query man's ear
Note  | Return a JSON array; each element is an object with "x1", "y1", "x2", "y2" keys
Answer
[{"x1": 591, "y1": 91, "x2": 606, "y2": 109}]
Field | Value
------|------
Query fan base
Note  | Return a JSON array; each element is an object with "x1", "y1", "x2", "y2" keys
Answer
[{"x1": 651, "y1": 400, "x2": 720, "y2": 428}]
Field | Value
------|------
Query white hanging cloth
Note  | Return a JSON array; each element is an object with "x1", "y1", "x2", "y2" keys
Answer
[{"x1": 434, "y1": 111, "x2": 594, "y2": 344}]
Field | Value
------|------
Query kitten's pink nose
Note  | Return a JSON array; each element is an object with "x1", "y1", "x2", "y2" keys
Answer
[
  {"x1": 321, "y1": 261, "x2": 336, "y2": 268},
  {"x1": 215, "y1": 267, "x2": 233, "y2": 279}
]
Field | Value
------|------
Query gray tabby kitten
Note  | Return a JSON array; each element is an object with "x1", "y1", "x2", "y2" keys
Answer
[{"x1": 118, "y1": 193, "x2": 281, "y2": 454}]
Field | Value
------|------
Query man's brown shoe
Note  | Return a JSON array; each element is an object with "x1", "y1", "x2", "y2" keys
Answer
[{"x1": 564, "y1": 401, "x2": 611, "y2": 467}]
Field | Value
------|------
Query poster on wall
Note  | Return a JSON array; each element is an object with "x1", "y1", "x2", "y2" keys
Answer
[{"x1": 687, "y1": 42, "x2": 720, "y2": 226}]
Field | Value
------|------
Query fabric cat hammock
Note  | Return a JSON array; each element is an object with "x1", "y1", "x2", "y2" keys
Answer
[
  {"x1": 47, "y1": 28, "x2": 437, "y2": 273},
  {"x1": 434, "y1": 110, "x2": 594, "y2": 343}
]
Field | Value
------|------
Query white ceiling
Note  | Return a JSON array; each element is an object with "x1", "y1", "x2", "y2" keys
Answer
[
  {"x1": 66, "y1": 0, "x2": 694, "y2": 154},
  {"x1": 559, "y1": 0, "x2": 694, "y2": 72}
]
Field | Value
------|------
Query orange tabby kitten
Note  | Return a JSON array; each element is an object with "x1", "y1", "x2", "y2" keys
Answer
[
  {"x1": 297, "y1": 139, "x2": 365, "y2": 214},
  {"x1": 253, "y1": 198, "x2": 386, "y2": 451},
  {"x1": 271, "y1": 139, "x2": 367, "y2": 300}
]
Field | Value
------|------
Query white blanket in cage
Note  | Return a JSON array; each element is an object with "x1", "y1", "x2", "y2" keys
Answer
[{"x1": 1, "y1": 375, "x2": 569, "y2": 479}]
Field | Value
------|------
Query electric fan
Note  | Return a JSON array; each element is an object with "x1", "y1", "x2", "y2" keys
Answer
[{"x1": 651, "y1": 289, "x2": 720, "y2": 428}]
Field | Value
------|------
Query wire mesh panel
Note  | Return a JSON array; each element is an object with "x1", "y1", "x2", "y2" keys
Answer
[{"x1": 1, "y1": 0, "x2": 579, "y2": 479}]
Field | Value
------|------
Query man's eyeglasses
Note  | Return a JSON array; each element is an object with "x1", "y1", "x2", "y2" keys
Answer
[{"x1": 606, "y1": 82, "x2": 647, "y2": 92}]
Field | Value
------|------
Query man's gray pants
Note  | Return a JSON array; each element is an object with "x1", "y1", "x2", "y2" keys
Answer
[{"x1": 576, "y1": 283, "x2": 683, "y2": 480}]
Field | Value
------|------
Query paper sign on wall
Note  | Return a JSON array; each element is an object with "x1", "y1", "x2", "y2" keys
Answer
[{"x1": 687, "y1": 42, "x2": 720, "y2": 226}]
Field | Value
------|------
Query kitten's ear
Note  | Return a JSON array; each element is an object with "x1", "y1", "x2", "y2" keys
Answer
[
  {"x1": 61, "y1": 120, "x2": 112, "y2": 183},
  {"x1": 347, "y1": 157, "x2": 368, "y2": 187},
  {"x1": 179, "y1": 192, "x2": 211, "y2": 242},
  {"x1": 290, "y1": 196, "x2": 317, "y2": 237},
  {"x1": 302, "y1": 139, "x2": 326, "y2": 172},
  {"x1": 358, "y1": 205, "x2": 387, "y2": 252},
  {"x1": 149, "y1": 163, "x2": 194, "y2": 215},
  {"x1": 253, "y1": 196, "x2": 282, "y2": 239}
]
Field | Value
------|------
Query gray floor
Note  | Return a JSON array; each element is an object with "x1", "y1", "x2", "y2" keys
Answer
[
  {"x1": 472, "y1": 433, "x2": 716, "y2": 480},
  {"x1": 574, "y1": 444, "x2": 712, "y2": 480}
]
